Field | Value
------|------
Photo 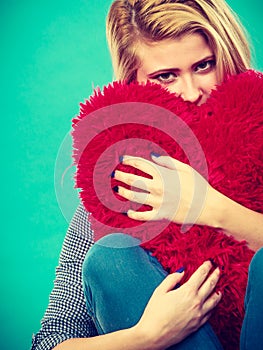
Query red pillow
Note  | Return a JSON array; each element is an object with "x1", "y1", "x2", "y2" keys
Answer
[{"x1": 72, "y1": 70, "x2": 263, "y2": 349}]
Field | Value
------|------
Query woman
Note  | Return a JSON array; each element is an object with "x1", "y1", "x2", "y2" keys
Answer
[
  {"x1": 31, "y1": 1, "x2": 263, "y2": 349},
  {"x1": 105, "y1": 0, "x2": 262, "y2": 252}
]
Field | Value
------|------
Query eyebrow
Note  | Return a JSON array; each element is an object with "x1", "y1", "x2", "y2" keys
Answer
[{"x1": 147, "y1": 55, "x2": 215, "y2": 78}]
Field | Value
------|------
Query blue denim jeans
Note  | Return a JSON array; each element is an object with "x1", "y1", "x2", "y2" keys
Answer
[
  {"x1": 82, "y1": 233, "x2": 263, "y2": 349},
  {"x1": 240, "y1": 245, "x2": 263, "y2": 349}
]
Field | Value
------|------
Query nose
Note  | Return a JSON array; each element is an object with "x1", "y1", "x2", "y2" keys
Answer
[{"x1": 178, "y1": 77, "x2": 202, "y2": 104}]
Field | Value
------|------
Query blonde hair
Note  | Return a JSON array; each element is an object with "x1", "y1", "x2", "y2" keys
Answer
[{"x1": 106, "y1": 0, "x2": 251, "y2": 83}]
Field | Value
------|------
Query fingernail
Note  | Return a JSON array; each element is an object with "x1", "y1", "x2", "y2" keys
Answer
[
  {"x1": 209, "y1": 258, "x2": 217, "y2": 267},
  {"x1": 119, "y1": 155, "x2": 124, "y2": 163},
  {"x1": 113, "y1": 186, "x2": 119, "y2": 193},
  {"x1": 150, "y1": 152, "x2": 160, "y2": 158},
  {"x1": 175, "y1": 267, "x2": 185, "y2": 273},
  {"x1": 110, "y1": 171, "x2": 115, "y2": 178}
]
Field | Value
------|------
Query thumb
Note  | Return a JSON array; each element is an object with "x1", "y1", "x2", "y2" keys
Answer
[
  {"x1": 151, "y1": 154, "x2": 177, "y2": 170},
  {"x1": 155, "y1": 271, "x2": 185, "y2": 294}
]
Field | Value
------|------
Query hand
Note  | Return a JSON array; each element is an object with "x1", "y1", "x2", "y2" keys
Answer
[
  {"x1": 135, "y1": 261, "x2": 222, "y2": 350},
  {"x1": 114, "y1": 154, "x2": 219, "y2": 226}
]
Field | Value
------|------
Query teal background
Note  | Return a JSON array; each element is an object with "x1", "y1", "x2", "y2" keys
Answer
[{"x1": 1, "y1": 1, "x2": 262, "y2": 349}]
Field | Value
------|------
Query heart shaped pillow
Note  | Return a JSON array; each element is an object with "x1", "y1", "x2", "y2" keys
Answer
[{"x1": 72, "y1": 70, "x2": 263, "y2": 349}]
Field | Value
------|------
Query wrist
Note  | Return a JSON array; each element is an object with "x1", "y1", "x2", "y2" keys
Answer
[
  {"x1": 132, "y1": 323, "x2": 163, "y2": 350},
  {"x1": 200, "y1": 186, "x2": 227, "y2": 229},
  {"x1": 213, "y1": 192, "x2": 231, "y2": 230},
  {"x1": 134, "y1": 322, "x2": 167, "y2": 350}
]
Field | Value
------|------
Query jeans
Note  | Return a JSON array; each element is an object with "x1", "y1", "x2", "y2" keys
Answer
[{"x1": 82, "y1": 233, "x2": 263, "y2": 349}]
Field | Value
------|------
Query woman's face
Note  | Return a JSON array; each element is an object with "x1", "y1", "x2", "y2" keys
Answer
[{"x1": 136, "y1": 33, "x2": 219, "y2": 105}]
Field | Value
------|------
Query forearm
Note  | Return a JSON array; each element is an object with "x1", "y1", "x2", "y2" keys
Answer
[
  {"x1": 52, "y1": 259, "x2": 222, "y2": 350},
  {"x1": 210, "y1": 190, "x2": 263, "y2": 251},
  {"x1": 53, "y1": 326, "x2": 154, "y2": 350}
]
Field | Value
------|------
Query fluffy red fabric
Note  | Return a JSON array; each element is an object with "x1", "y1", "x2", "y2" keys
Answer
[{"x1": 72, "y1": 70, "x2": 263, "y2": 349}]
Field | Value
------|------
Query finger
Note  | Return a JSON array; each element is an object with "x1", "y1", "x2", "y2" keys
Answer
[
  {"x1": 127, "y1": 208, "x2": 159, "y2": 221},
  {"x1": 122, "y1": 156, "x2": 157, "y2": 177},
  {"x1": 155, "y1": 272, "x2": 185, "y2": 295},
  {"x1": 195, "y1": 311, "x2": 213, "y2": 331},
  {"x1": 151, "y1": 155, "x2": 178, "y2": 170},
  {"x1": 198, "y1": 267, "x2": 220, "y2": 300},
  {"x1": 186, "y1": 261, "x2": 213, "y2": 290},
  {"x1": 202, "y1": 291, "x2": 222, "y2": 315},
  {"x1": 151, "y1": 155, "x2": 190, "y2": 172},
  {"x1": 114, "y1": 170, "x2": 152, "y2": 191},
  {"x1": 118, "y1": 186, "x2": 152, "y2": 205}
]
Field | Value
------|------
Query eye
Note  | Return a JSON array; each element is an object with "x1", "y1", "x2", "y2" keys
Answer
[
  {"x1": 151, "y1": 72, "x2": 177, "y2": 84},
  {"x1": 195, "y1": 59, "x2": 216, "y2": 73}
]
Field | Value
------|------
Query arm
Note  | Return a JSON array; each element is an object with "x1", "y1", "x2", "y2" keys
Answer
[
  {"x1": 211, "y1": 192, "x2": 263, "y2": 251},
  {"x1": 113, "y1": 155, "x2": 263, "y2": 251},
  {"x1": 54, "y1": 261, "x2": 221, "y2": 350},
  {"x1": 31, "y1": 204, "x2": 97, "y2": 350},
  {"x1": 53, "y1": 327, "x2": 146, "y2": 350},
  {"x1": 32, "y1": 204, "x2": 221, "y2": 350}
]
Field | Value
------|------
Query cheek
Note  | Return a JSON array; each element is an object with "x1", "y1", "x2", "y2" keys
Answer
[
  {"x1": 136, "y1": 69, "x2": 148, "y2": 84},
  {"x1": 163, "y1": 83, "x2": 180, "y2": 95},
  {"x1": 203, "y1": 73, "x2": 218, "y2": 93}
]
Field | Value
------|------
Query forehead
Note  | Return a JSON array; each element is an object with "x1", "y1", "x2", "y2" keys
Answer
[{"x1": 137, "y1": 33, "x2": 214, "y2": 73}]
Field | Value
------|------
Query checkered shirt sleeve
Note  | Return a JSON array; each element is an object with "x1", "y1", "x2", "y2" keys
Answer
[{"x1": 31, "y1": 204, "x2": 98, "y2": 350}]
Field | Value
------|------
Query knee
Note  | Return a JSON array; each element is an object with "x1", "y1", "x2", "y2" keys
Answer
[
  {"x1": 249, "y1": 247, "x2": 263, "y2": 277},
  {"x1": 82, "y1": 233, "x2": 140, "y2": 283},
  {"x1": 95, "y1": 232, "x2": 141, "y2": 248}
]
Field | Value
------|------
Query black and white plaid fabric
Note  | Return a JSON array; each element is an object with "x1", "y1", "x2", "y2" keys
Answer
[{"x1": 31, "y1": 205, "x2": 98, "y2": 350}]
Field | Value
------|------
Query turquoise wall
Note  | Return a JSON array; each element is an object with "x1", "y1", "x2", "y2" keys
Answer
[{"x1": 2, "y1": 1, "x2": 262, "y2": 349}]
